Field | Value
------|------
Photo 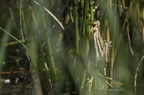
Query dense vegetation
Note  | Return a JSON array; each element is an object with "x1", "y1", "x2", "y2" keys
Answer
[{"x1": 0, "y1": 0, "x2": 144, "y2": 95}]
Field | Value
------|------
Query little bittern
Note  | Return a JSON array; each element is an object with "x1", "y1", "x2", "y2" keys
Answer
[{"x1": 91, "y1": 20, "x2": 111, "y2": 74}]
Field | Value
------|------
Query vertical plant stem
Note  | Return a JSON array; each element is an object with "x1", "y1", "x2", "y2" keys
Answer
[
  {"x1": 80, "y1": 69, "x2": 87, "y2": 91},
  {"x1": 82, "y1": 0, "x2": 88, "y2": 56},
  {"x1": 42, "y1": 16, "x2": 57, "y2": 82},
  {"x1": 82, "y1": 0, "x2": 88, "y2": 36},
  {"x1": 109, "y1": 0, "x2": 117, "y2": 86},
  {"x1": 89, "y1": 0, "x2": 94, "y2": 21},
  {"x1": 0, "y1": 21, "x2": 11, "y2": 93},
  {"x1": 20, "y1": 0, "x2": 32, "y2": 70},
  {"x1": 20, "y1": 1, "x2": 43, "y2": 94},
  {"x1": 142, "y1": 5, "x2": 144, "y2": 47},
  {"x1": 47, "y1": 36, "x2": 57, "y2": 81},
  {"x1": 74, "y1": 0, "x2": 80, "y2": 54}
]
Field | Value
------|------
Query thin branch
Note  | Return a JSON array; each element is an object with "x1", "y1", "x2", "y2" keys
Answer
[
  {"x1": 0, "y1": 27, "x2": 38, "y2": 71},
  {"x1": 29, "y1": 0, "x2": 65, "y2": 30}
]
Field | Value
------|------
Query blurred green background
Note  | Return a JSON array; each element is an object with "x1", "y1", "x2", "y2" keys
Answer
[{"x1": 0, "y1": 0, "x2": 144, "y2": 95}]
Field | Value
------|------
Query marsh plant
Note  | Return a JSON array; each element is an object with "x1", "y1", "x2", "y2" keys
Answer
[{"x1": 0, "y1": 0, "x2": 144, "y2": 95}]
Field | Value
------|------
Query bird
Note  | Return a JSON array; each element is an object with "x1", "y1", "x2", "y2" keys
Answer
[{"x1": 91, "y1": 20, "x2": 111, "y2": 74}]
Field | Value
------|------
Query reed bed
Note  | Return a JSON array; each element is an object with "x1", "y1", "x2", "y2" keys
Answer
[{"x1": 0, "y1": 0, "x2": 144, "y2": 95}]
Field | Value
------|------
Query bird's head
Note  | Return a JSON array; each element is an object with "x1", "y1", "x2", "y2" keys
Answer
[{"x1": 91, "y1": 20, "x2": 100, "y2": 31}]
